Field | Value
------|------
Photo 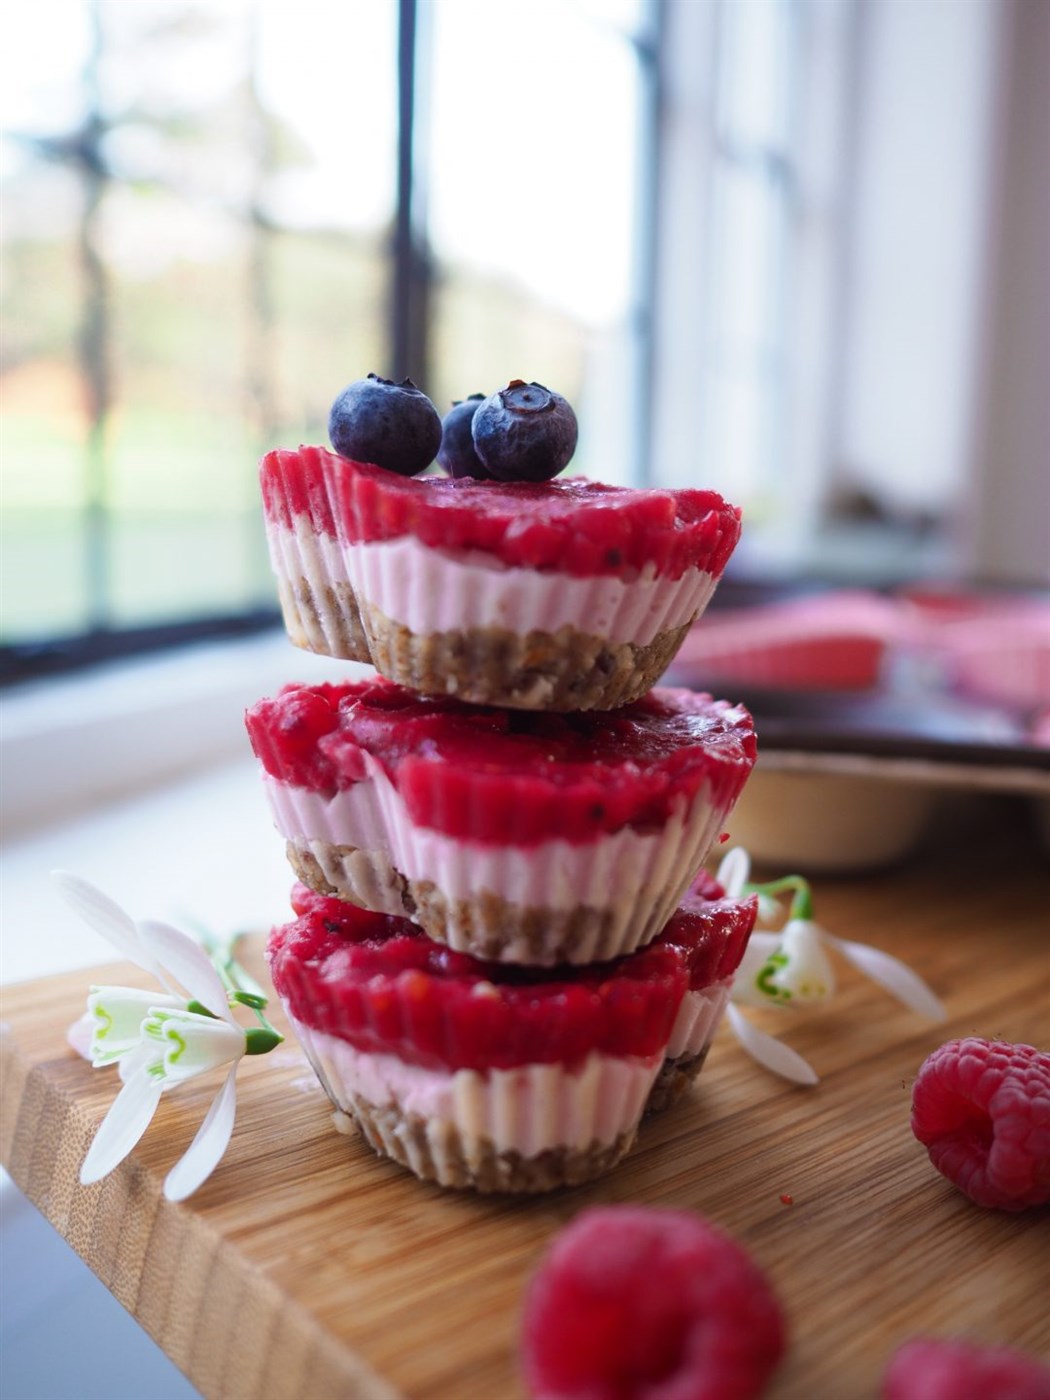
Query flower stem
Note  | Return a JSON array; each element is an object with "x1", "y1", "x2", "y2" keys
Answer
[
  {"x1": 196, "y1": 925, "x2": 283, "y2": 1047},
  {"x1": 748, "y1": 876, "x2": 814, "y2": 922}
]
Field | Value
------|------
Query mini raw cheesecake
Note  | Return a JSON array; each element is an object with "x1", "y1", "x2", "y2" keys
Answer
[
  {"x1": 646, "y1": 870, "x2": 758, "y2": 1112},
  {"x1": 246, "y1": 677, "x2": 757, "y2": 966},
  {"x1": 260, "y1": 446, "x2": 741, "y2": 710},
  {"x1": 268, "y1": 881, "x2": 756, "y2": 1192}
]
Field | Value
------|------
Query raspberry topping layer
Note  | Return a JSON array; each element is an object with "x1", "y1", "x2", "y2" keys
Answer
[
  {"x1": 260, "y1": 445, "x2": 741, "y2": 580},
  {"x1": 269, "y1": 880, "x2": 754, "y2": 1071},
  {"x1": 246, "y1": 678, "x2": 757, "y2": 842},
  {"x1": 268, "y1": 885, "x2": 689, "y2": 1070},
  {"x1": 662, "y1": 874, "x2": 758, "y2": 989},
  {"x1": 521, "y1": 1206, "x2": 786, "y2": 1400}
]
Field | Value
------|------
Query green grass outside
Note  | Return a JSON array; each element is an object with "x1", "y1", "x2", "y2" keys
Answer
[{"x1": 1, "y1": 408, "x2": 275, "y2": 639}]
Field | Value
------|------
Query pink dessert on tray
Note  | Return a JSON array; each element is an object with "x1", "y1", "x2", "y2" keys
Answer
[
  {"x1": 246, "y1": 676, "x2": 757, "y2": 966},
  {"x1": 268, "y1": 878, "x2": 756, "y2": 1192},
  {"x1": 260, "y1": 444, "x2": 741, "y2": 710}
]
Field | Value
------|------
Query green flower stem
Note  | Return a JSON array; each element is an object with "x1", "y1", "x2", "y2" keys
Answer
[
  {"x1": 747, "y1": 876, "x2": 814, "y2": 922},
  {"x1": 197, "y1": 927, "x2": 283, "y2": 1050}
]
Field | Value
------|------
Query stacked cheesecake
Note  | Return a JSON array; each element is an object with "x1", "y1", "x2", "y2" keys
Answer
[{"x1": 246, "y1": 390, "x2": 758, "y2": 1193}]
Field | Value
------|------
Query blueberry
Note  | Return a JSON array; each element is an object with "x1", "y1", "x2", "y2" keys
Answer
[
  {"x1": 328, "y1": 373, "x2": 441, "y2": 477},
  {"x1": 437, "y1": 394, "x2": 493, "y2": 479},
  {"x1": 471, "y1": 380, "x2": 578, "y2": 483}
]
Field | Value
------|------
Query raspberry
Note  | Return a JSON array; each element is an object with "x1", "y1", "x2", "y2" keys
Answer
[
  {"x1": 883, "y1": 1337, "x2": 1050, "y2": 1399},
  {"x1": 911, "y1": 1038, "x2": 1050, "y2": 1211},
  {"x1": 521, "y1": 1206, "x2": 784, "y2": 1400}
]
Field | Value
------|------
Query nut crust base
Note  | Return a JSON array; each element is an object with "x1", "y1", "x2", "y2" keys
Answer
[
  {"x1": 362, "y1": 604, "x2": 692, "y2": 711},
  {"x1": 278, "y1": 577, "x2": 372, "y2": 663},
  {"x1": 335, "y1": 1094, "x2": 636, "y2": 1193},
  {"x1": 644, "y1": 1048, "x2": 712, "y2": 1115},
  {"x1": 286, "y1": 841, "x2": 684, "y2": 966},
  {"x1": 279, "y1": 572, "x2": 691, "y2": 710}
]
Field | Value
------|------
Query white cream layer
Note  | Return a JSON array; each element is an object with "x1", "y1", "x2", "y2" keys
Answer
[
  {"x1": 292, "y1": 1020, "x2": 660, "y2": 1157},
  {"x1": 264, "y1": 762, "x2": 729, "y2": 912},
  {"x1": 266, "y1": 517, "x2": 717, "y2": 646},
  {"x1": 665, "y1": 981, "x2": 733, "y2": 1059}
]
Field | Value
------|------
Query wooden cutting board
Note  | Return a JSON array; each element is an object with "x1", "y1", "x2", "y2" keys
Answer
[{"x1": 3, "y1": 821, "x2": 1049, "y2": 1400}]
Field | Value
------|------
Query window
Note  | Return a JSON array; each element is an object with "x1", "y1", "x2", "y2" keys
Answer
[
  {"x1": 650, "y1": 0, "x2": 855, "y2": 571},
  {"x1": 2, "y1": 2, "x2": 401, "y2": 667},
  {"x1": 6, "y1": 0, "x2": 1025, "y2": 682},
  {"x1": 1, "y1": 0, "x2": 653, "y2": 679},
  {"x1": 424, "y1": 0, "x2": 653, "y2": 485}
]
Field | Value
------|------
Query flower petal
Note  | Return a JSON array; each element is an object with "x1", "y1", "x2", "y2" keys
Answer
[
  {"x1": 825, "y1": 935, "x2": 946, "y2": 1020},
  {"x1": 767, "y1": 919, "x2": 837, "y2": 1004},
  {"x1": 138, "y1": 919, "x2": 234, "y2": 1021},
  {"x1": 716, "y1": 847, "x2": 751, "y2": 898},
  {"x1": 79, "y1": 1069, "x2": 165, "y2": 1185},
  {"x1": 86, "y1": 987, "x2": 182, "y2": 1067},
  {"x1": 731, "y1": 933, "x2": 785, "y2": 1007},
  {"x1": 726, "y1": 1003, "x2": 819, "y2": 1085},
  {"x1": 142, "y1": 1009, "x2": 245, "y2": 1084},
  {"x1": 163, "y1": 1066, "x2": 238, "y2": 1202},
  {"x1": 118, "y1": 1040, "x2": 162, "y2": 1084},
  {"x1": 67, "y1": 1012, "x2": 95, "y2": 1061},
  {"x1": 52, "y1": 872, "x2": 169, "y2": 985}
]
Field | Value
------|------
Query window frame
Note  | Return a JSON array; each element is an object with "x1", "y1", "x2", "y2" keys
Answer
[{"x1": 1, "y1": 0, "x2": 660, "y2": 686}]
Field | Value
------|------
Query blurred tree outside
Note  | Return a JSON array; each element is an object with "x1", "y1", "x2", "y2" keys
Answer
[
  {"x1": 1, "y1": 1, "x2": 389, "y2": 643},
  {"x1": 0, "y1": 0, "x2": 637, "y2": 654}
]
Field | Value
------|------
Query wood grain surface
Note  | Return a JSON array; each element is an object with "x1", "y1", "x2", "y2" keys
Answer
[{"x1": 3, "y1": 799, "x2": 1049, "y2": 1400}]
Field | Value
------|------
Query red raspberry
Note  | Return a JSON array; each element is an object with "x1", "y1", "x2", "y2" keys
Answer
[
  {"x1": 911, "y1": 1038, "x2": 1050, "y2": 1211},
  {"x1": 520, "y1": 1206, "x2": 785, "y2": 1400},
  {"x1": 883, "y1": 1337, "x2": 1050, "y2": 1399}
]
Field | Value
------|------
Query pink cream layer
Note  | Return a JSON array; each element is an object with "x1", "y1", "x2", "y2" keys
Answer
[
  {"x1": 291, "y1": 1020, "x2": 660, "y2": 1158},
  {"x1": 265, "y1": 517, "x2": 718, "y2": 646},
  {"x1": 264, "y1": 766, "x2": 731, "y2": 916}
]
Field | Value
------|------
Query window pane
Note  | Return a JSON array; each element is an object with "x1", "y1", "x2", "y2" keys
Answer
[
  {"x1": 717, "y1": 0, "x2": 796, "y2": 152},
  {"x1": 705, "y1": 372, "x2": 774, "y2": 508},
  {"x1": 0, "y1": 0, "x2": 397, "y2": 643},
  {"x1": 702, "y1": 0, "x2": 796, "y2": 524},
  {"x1": 1, "y1": 162, "x2": 90, "y2": 639},
  {"x1": 426, "y1": 0, "x2": 646, "y2": 483},
  {"x1": 708, "y1": 163, "x2": 787, "y2": 363}
]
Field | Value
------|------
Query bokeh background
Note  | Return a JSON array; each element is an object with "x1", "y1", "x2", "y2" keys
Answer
[{"x1": 3, "y1": 0, "x2": 1047, "y2": 673}]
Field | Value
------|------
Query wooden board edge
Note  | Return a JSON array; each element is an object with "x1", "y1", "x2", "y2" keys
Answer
[{"x1": 0, "y1": 1026, "x2": 400, "y2": 1400}]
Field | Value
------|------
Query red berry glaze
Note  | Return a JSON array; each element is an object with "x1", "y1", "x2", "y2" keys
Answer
[
  {"x1": 883, "y1": 1337, "x2": 1050, "y2": 1400},
  {"x1": 521, "y1": 1206, "x2": 785, "y2": 1400},
  {"x1": 246, "y1": 677, "x2": 756, "y2": 845},
  {"x1": 260, "y1": 445, "x2": 741, "y2": 580},
  {"x1": 269, "y1": 881, "x2": 756, "y2": 1073},
  {"x1": 911, "y1": 1037, "x2": 1050, "y2": 1211},
  {"x1": 270, "y1": 887, "x2": 687, "y2": 1071},
  {"x1": 662, "y1": 872, "x2": 758, "y2": 989}
]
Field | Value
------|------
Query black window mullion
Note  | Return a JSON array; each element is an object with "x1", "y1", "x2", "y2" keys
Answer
[
  {"x1": 632, "y1": 0, "x2": 664, "y2": 489},
  {"x1": 392, "y1": 0, "x2": 430, "y2": 390}
]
